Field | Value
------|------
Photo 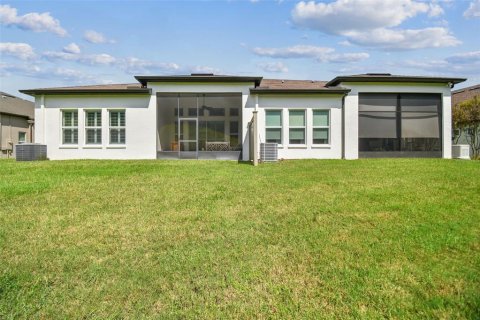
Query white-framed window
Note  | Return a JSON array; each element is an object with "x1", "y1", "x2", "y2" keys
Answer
[
  {"x1": 289, "y1": 109, "x2": 306, "y2": 145},
  {"x1": 62, "y1": 110, "x2": 78, "y2": 144},
  {"x1": 85, "y1": 110, "x2": 102, "y2": 144},
  {"x1": 265, "y1": 110, "x2": 282, "y2": 144},
  {"x1": 312, "y1": 110, "x2": 330, "y2": 145},
  {"x1": 18, "y1": 132, "x2": 26, "y2": 143},
  {"x1": 109, "y1": 110, "x2": 126, "y2": 144}
]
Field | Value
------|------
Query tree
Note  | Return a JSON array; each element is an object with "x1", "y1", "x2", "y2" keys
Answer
[{"x1": 453, "y1": 96, "x2": 480, "y2": 159}]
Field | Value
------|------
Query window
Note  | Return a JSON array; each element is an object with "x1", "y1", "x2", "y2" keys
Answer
[
  {"x1": 109, "y1": 110, "x2": 125, "y2": 144},
  {"x1": 289, "y1": 110, "x2": 305, "y2": 144},
  {"x1": 18, "y1": 132, "x2": 26, "y2": 143},
  {"x1": 85, "y1": 110, "x2": 102, "y2": 144},
  {"x1": 62, "y1": 110, "x2": 78, "y2": 144},
  {"x1": 174, "y1": 108, "x2": 184, "y2": 117},
  {"x1": 312, "y1": 110, "x2": 329, "y2": 144},
  {"x1": 209, "y1": 108, "x2": 225, "y2": 116},
  {"x1": 230, "y1": 108, "x2": 239, "y2": 116},
  {"x1": 188, "y1": 108, "x2": 196, "y2": 116},
  {"x1": 265, "y1": 110, "x2": 282, "y2": 144}
]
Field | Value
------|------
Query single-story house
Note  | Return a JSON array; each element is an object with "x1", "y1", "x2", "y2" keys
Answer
[
  {"x1": 20, "y1": 73, "x2": 466, "y2": 161},
  {"x1": 452, "y1": 83, "x2": 479, "y2": 157},
  {"x1": 0, "y1": 92, "x2": 35, "y2": 158}
]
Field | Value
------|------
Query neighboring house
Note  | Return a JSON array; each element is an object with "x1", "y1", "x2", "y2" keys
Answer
[
  {"x1": 20, "y1": 73, "x2": 465, "y2": 161},
  {"x1": 452, "y1": 84, "x2": 480, "y2": 106},
  {"x1": 452, "y1": 84, "x2": 480, "y2": 152},
  {"x1": 0, "y1": 92, "x2": 35, "y2": 158}
]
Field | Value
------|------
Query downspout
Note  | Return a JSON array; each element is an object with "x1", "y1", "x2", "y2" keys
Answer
[
  {"x1": 28, "y1": 119, "x2": 34, "y2": 142},
  {"x1": 40, "y1": 94, "x2": 46, "y2": 144},
  {"x1": 253, "y1": 94, "x2": 259, "y2": 166},
  {"x1": 341, "y1": 94, "x2": 346, "y2": 159},
  {"x1": 0, "y1": 113, "x2": 2, "y2": 155}
]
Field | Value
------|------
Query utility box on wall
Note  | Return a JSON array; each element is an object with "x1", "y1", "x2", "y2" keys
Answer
[
  {"x1": 452, "y1": 144, "x2": 470, "y2": 160},
  {"x1": 15, "y1": 144, "x2": 47, "y2": 161}
]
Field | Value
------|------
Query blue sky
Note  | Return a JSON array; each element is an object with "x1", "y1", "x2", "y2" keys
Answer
[{"x1": 1, "y1": 0, "x2": 479, "y2": 100}]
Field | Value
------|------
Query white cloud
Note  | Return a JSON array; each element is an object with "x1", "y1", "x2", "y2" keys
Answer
[
  {"x1": 445, "y1": 51, "x2": 480, "y2": 64},
  {"x1": 41, "y1": 47, "x2": 187, "y2": 74},
  {"x1": 0, "y1": 63, "x2": 93, "y2": 82},
  {"x1": 252, "y1": 45, "x2": 334, "y2": 58},
  {"x1": 119, "y1": 57, "x2": 179, "y2": 74},
  {"x1": 43, "y1": 51, "x2": 77, "y2": 61},
  {"x1": 52, "y1": 67, "x2": 93, "y2": 81},
  {"x1": 291, "y1": 0, "x2": 457, "y2": 50},
  {"x1": 338, "y1": 40, "x2": 352, "y2": 46},
  {"x1": 0, "y1": 42, "x2": 36, "y2": 60},
  {"x1": 258, "y1": 62, "x2": 288, "y2": 73},
  {"x1": 464, "y1": 0, "x2": 480, "y2": 18},
  {"x1": 325, "y1": 52, "x2": 370, "y2": 63},
  {"x1": 344, "y1": 27, "x2": 460, "y2": 50},
  {"x1": 428, "y1": 2, "x2": 444, "y2": 17},
  {"x1": 189, "y1": 65, "x2": 220, "y2": 74},
  {"x1": 252, "y1": 45, "x2": 369, "y2": 63},
  {"x1": 0, "y1": 4, "x2": 67, "y2": 36},
  {"x1": 43, "y1": 51, "x2": 116, "y2": 65},
  {"x1": 63, "y1": 43, "x2": 81, "y2": 54},
  {"x1": 403, "y1": 51, "x2": 480, "y2": 75},
  {"x1": 83, "y1": 30, "x2": 115, "y2": 44},
  {"x1": 81, "y1": 54, "x2": 116, "y2": 65},
  {"x1": 292, "y1": 0, "x2": 435, "y2": 33}
]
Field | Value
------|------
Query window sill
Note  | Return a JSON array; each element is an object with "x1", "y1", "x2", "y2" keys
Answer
[
  {"x1": 107, "y1": 145, "x2": 126, "y2": 149},
  {"x1": 83, "y1": 145, "x2": 103, "y2": 149},
  {"x1": 288, "y1": 145, "x2": 307, "y2": 149},
  {"x1": 312, "y1": 144, "x2": 331, "y2": 149},
  {"x1": 59, "y1": 145, "x2": 78, "y2": 149}
]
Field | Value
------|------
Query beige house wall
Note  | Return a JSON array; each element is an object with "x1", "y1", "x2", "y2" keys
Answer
[{"x1": 0, "y1": 113, "x2": 33, "y2": 158}]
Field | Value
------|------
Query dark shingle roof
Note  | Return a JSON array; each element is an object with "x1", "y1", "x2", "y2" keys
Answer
[
  {"x1": 452, "y1": 84, "x2": 480, "y2": 106},
  {"x1": 0, "y1": 92, "x2": 34, "y2": 119}
]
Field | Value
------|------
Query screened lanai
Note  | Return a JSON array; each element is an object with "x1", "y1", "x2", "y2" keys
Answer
[{"x1": 156, "y1": 93, "x2": 242, "y2": 160}]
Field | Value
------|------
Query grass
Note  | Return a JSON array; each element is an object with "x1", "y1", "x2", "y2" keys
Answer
[{"x1": 0, "y1": 158, "x2": 479, "y2": 319}]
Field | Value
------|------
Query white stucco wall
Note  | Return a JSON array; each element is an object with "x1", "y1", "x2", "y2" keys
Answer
[
  {"x1": 35, "y1": 94, "x2": 155, "y2": 160},
  {"x1": 256, "y1": 94, "x2": 344, "y2": 159},
  {"x1": 341, "y1": 82, "x2": 453, "y2": 159}
]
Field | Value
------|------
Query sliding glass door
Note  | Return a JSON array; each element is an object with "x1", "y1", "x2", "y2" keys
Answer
[
  {"x1": 157, "y1": 93, "x2": 242, "y2": 160},
  {"x1": 359, "y1": 93, "x2": 442, "y2": 157}
]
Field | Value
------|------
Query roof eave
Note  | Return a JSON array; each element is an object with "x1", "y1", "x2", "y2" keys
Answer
[
  {"x1": 250, "y1": 88, "x2": 350, "y2": 95},
  {"x1": 135, "y1": 75, "x2": 263, "y2": 87},
  {"x1": 326, "y1": 76, "x2": 467, "y2": 87},
  {"x1": 19, "y1": 88, "x2": 152, "y2": 96}
]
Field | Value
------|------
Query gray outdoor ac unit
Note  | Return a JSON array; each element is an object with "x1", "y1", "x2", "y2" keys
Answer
[
  {"x1": 260, "y1": 143, "x2": 278, "y2": 162},
  {"x1": 15, "y1": 144, "x2": 47, "y2": 161},
  {"x1": 452, "y1": 144, "x2": 470, "y2": 160}
]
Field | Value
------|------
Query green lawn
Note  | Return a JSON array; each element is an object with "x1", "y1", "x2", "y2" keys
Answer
[{"x1": 0, "y1": 159, "x2": 479, "y2": 319}]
